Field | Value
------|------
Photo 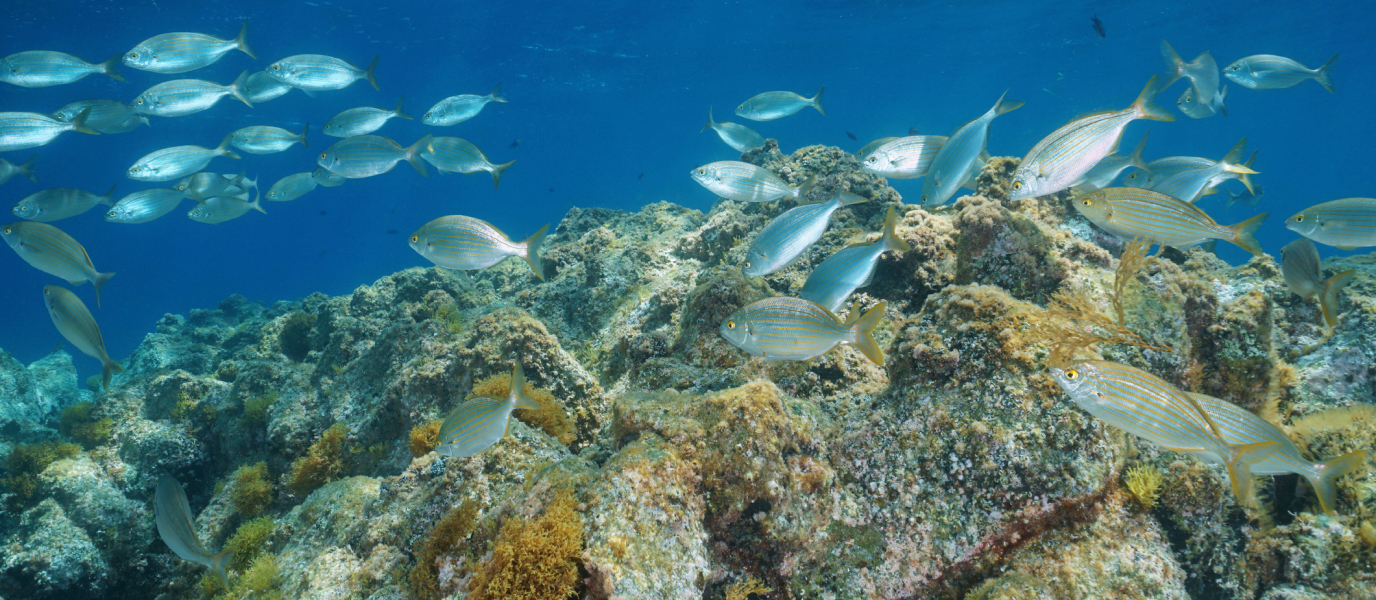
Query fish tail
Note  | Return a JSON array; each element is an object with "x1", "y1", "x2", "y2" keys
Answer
[
  {"x1": 217, "y1": 133, "x2": 242, "y2": 160},
  {"x1": 992, "y1": 89, "x2": 1024, "y2": 115},
  {"x1": 1159, "y1": 40, "x2": 1184, "y2": 88},
  {"x1": 98, "y1": 53, "x2": 125, "y2": 82},
  {"x1": 236, "y1": 19, "x2": 256, "y2": 59},
  {"x1": 1225, "y1": 441, "x2": 1279, "y2": 507},
  {"x1": 490, "y1": 160, "x2": 515, "y2": 190},
  {"x1": 880, "y1": 206, "x2": 912, "y2": 252},
  {"x1": 229, "y1": 70, "x2": 255, "y2": 108},
  {"x1": 848, "y1": 301, "x2": 887, "y2": 365},
  {"x1": 299, "y1": 123, "x2": 310, "y2": 148},
  {"x1": 393, "y1": 96, "x2": 412, "y2": 120},
  {"x1": 1307, "y1": 449, "x2": 1366, "y2": 515},
  {"x1": 1236, "y1": 151, "x2": 1259, "y2": 195},
  {"x1": 1318, "y1": 269, "x2": 1356, "y2": 328},
  {"x1": 208, "y1": 548, "x2": 235, "y2": 588},
  {"x1": 1218, "y1": 84, "x2": 1229, "y2": 117},
  {"x1": 93, "y1": 271, "x2": 115, "y2": 308},
  {"x1": 19, "y1": 154, "x2": 39, "y2": 183},
  {"x1": 70, "y1": 107, "x2": 100, "y2": 136},
  {"x1": 510, "y1": 362, "x2": 540, "y2": 410},
  {"x1": 1127, "y1": 131, "x2": 1151, "y2": 173},
  {"x1": 1226, "y1": 212, "x2": 1268, "y2": 256},
  {"x1": 99, "y1": 183, "x2": 117, "y2": 205},
  {"x1": 702, "y1": 106, "x2": 716, "y2": 132},
  {"x1": 1315, "y1": 54, "x2": 1338, "y2": 93},
  {"x1": 521, "y1": 224, "x2": 549, "y2": 280},
  {"x1": 250, "y1": 191, "x2": 267, "y2": 215},
  {"x1": 1132, "y1": 75, "x2": 1175, "y2": 122},
  {"x1": 836, "y1": 191, "x2": 868, "y2": 207},
  {"x1": 489, "y1": 81, "x2": 506, "y2": 103},
  {"x1": 406, "y1": 134, "x2": 432, "y2": 177},
  {"x1": 812, "y1": 85, "x2": 826, "y2": 116},
  {"x1": 1220, "y1": 138, "x2": 1247, "y2": 165},
  {"x1": 365, "y1": 55, "x2": 381, "y2": 90}
]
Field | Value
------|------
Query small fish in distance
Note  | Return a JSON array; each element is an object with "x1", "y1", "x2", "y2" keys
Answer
[
  {"x1": 1091, "y1": 15, "x2": 1105, "y2": 38},
  {"x1": 324, "y1": 97, "x2": 411, "y2": 138},
  {"x1": 702, "y1": 107, "x2": 765, "y2": 153},
  {"x1": 0, "y1": 155, "x2": 39, "y2": 185},
  {"x1": 423, "y1": 82, "x2": 507, "y2": 126},
  {"x1": 1225, "y1": 54, "x2": 1338, "y2": 93},
  {"x1": 735, "y1": 86, "x2": 825, "y2": 121},
  {"x1": 845, "y1": 130, "x2": 857, "y2": 141}
]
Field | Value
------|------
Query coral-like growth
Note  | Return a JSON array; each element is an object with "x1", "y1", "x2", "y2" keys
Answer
[
  {"x1": 471, "y1": 372, "x2": 575, "y2": 445},
  {"x1": 279, "y1": 311, "x2": 317, "y2": 362},
  {"x1": 225, "y1": 516, "x2": 275, "y2": 571},
  {"x1": 408, "y1": 419, "x2": 443, "y2": 457},
  {"x1": 242, "y1": 392, "x2": 277, "y2": 425},
  {"x1": 58, "y1": 401, "x2": 113, "y2": 449},
  {"x1": 724, "y1": 575, "x2": 773, "y2": 600},
  {"x1": 0, "y1": 441, "x2": 80, "y2": 511},
  {"x1": 409, "y1": 499, "x2": 478, "y2": 600},
  {"x1": 287, "y1": 423, "x2": 347, "y2": 497},
  {"x1": 467, "y1": 491, "x2": 584, "y2": 600},
  {"x1": 229, "y1": 462, "x2": 272, "y2": 516},
  {"x1": 1124, "y1": 464, "x2": 1164, "y2": 510}
]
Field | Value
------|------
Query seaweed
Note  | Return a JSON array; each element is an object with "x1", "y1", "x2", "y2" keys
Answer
[
  {"x1": 467, "y1": 491, "x2": 584, "y2": 600},
  {"x1": 229, "y1": 462, "x2": 272, "y2": 516},
  {"x1": 279, "y1": 311, "x2": 317, "y2": 362},
  {"x1": 225, "y1": 516, "x2": 275, "y2": 571},
  {"x1": 408, "y1": 499, "x2": 479, "y2": 600},
  {"x1": 1124, "y1": 464, "x2": 1164, "y2": 510},
  {"x1": 242, "y1": 392, "x2": 277, "y2": 426},
  {"x1": 409, "y1": 419, "x2": 443, "y2": 458},
  {"x1": 724, "y1": 575, "x2": 773, "y2": 600},
  {"x1": 58, "y1": 401, "x2": 113, "y2": 448},
  {"x1": 287, "y1": 423, "x2": 347, "y2": 497},
  {"x1": 0, "y1": 441, "x2": 80, "y2": 511}
]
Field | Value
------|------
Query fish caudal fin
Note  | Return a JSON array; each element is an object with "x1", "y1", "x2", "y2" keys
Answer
[
  {"x1": 98, "y1": 53, "x2": 125, "y2": 82},
  {"x1": 836, "y1": 191, "x2": 868, "y2": 206},
  {"x1": 236, "y1": 19, "x2": 256, "y2": 59},
  {"x1": 489, "y1": 81, "x2": 506, "y2": 103},
  {"x1": 93, "y1": 271, "x2": 115, "y2": 308},
  {"x1": 1132, "y1": 75, "x2": 1175, "y2": 122},
  {"x1": 250, "y1": 192, "x2": 266, "y2": 214},
  {"x1": 1128, "y1": 131, "x2": 1151, "y2": 172},
  {"x1": 1220, "y1": 138, "x2": 1247, "y2": 165},
  {"x1": 1160, "y1": 40, "x2": 1184, "y2": 88},
  {"x1": 1226, "y1": 212, "x2": 1268, "y2": 256},
  {"x1": 228, "y1": 70, "x2": 254, "y2": 108},
  {"x1": 848, "y1": 301, "x2": 887, "y2": 365},
  {"x1": 99, "y1": 183, "x2": 117, "y2": 205},
  {"x1": 992, "y1": 89, "x2": 1025, "y2": 115},
  {"x1": 406, "y1": 134, "x2": 432, "y2": 176},
  {"x1": 521, "y1": 224, "x2": 549, "y2": 280},
  {"x1": 364, "y1": 55, "x2": 380, "y2": 90},
  {"x1": 510, "y1": 362, "x2": 540, "y2": 410},
  {"x1": 1318, "y1": 270, "x2": 1356, "y2": 328},
  {"x1": 1225, "y1": 441, "x2": 1280, "y2": 507},
  {"x1": 812, "y1": 85, "x2": 826, "y2": 116},
  {"x1": 490, "y1": 160, "x2": 515, "y2": 190},
  {"x1": 70, "y1": 107, "x2": 99, "y2": 135},
  {"x1": 795, "y1": 175, "x2": 816, "y2": 200},
  {"x1": 881, "y1": 206, "x2": 912, "y2": 252},
  {"x1": 702, "y1": 106, "x2": 716, "y2": 133},
  {"x1": 393, "y1": 96, "x2": 412, "y2": 120},
  {"x1": 1218, "y1": 84, "x2": 1229, "y2": 117},
  {"x1": 208, "y1": 548, "x2": 234, "y2": 588},
  {"x1": 101, "y1": 358, "x2": 123, "y2": 390},
  {"x1": 216, "y1": 133, "x2": 242, "y2": 160},
  {"x1": 299, "y1": 123, "x2": 310, "y2": 147},
  {"x1": 1307, "y1": 450, "x2": 1366, "y2": 515},
  {"x1": 19, "y1": 154, "x2": 38, "y2": 183},
  {"x1": 1316, "y1": 54, "x2": 1338, "y2": 93}
]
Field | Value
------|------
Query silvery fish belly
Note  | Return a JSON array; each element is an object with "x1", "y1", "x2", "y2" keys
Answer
[
  {"x1": 129, "y1": 142, "x2": 237, "y2": 182},
  {"x1": 422, "y1": 83, "x2": 505, "y2": 126},
  {"x1": 12, "y1": 185, "x2": 115, "y2": 222},
  {"x1": 243, "y1": 71, "x2": 293, "y2": 103},
  {"x1": 1, "y1": 221, "x2": 111, "y2": 291},
  {"x1": 318, "y1": 135, "x2": 421, "y2": 179},
  {"x1": 0, "y1": 112, "x2": 92, "y2": 152},
  {"x1": 230, "y1": 125, "x2": 309, "y2": 154},
  {"x1": 1286, "y1": 198, "x2": 1376, "y2": 249},
  {"x1": 409, "y1": 215, "x2": 526, "y2": 271},
  {"x1": 0, "y1": 50, "x2": 122, "y2": 87},
  {"x1": 702, "y1": 107, "x2": 765, "y2": 153},
  {"x1": 267, "y1": 54, "x2": 378, "y2": 92},
  {"x1": 861, "y1": 135, "x2": 948, "y2": 178},
  {"x1": 921, "y1": 92, "x2": 1022, "y2": 208},
  {"x1": 734, "y1": 87, "x2": 825, "y2": 121},
  {"x1": 324, "y1": 97, "x2": 409, "y2": 137},
  {"x1": 690, "y1": 161, "x2": 800, "y2": 203},
  {"x1": 719, "y1": 296, "x2": 886, "y2": 364},
  {"x1": 1074, "y1": 187, "x2": 1266, "y2": 255},
  {"x1": 744, "y1": 192, "x2": 865, "y2": 276},
  {"x1": 123, "y1": 20, "x2": 254, "y2": 74},
  {"x1": 133, "y1": 74, "x2": 251, "y2": 117},
  {"x1": 798, "y1": 206, "x2": 910, "y2": 313},
  {"x1": 420, "y1": 137, "x2": 492, "y2": 174},
  {"x1": 267, "y1": 173, "x2": 318, "y2": 202},
  {"x1": 1225, "y1": 54, "x2": 1338, "y2": 92},
  {"x1": 106, "y1": 188, "x2": 186, "y2": 224}
]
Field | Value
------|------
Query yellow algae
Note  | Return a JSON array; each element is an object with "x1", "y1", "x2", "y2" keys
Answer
[
  {"x1": 470, "y1": 370, "x2": 575, "y2": 445},
  {"x1": 287, "y1": 423, "x2": 348, "y2": 497},
  {"x1": 467, "y1": 491, "x2": 584, "y2": 600},
  {"x1": 225, "y1": 516, "x2": 275, "y2": 571},
  {"x1": 408, "y1": 419, "x2": 443, "y2": 457},
  {"x1": 409, "y1": 499, "x2": 479, "y2": 600},
  {"x1": 1124, "y1": 464, "x2": 1164, "y2": 510},
  {"x1": 58, "y1": 401, "x2": 113, "y2": 448},
  {"x1": 724, "y1": 575, "x2": 773, "y2": 600},
  {"x1": 229, "y1": 462, "x2": 272, "y2": 516}
]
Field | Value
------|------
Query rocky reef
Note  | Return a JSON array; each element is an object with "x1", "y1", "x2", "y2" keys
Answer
[{"x1": 2, "y1": 141, "x2": 1374, "y2": 600}]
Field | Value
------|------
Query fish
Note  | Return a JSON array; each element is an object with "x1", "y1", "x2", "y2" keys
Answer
[
  {"x1": 1133, "y1": 138, "x2": 1257, "y2": 202},
  {"x1": 229, "y1": 124, "x2": 310, "y2": 154},
  {"x1": 188, "y1": 193, "x2": 266, "y2": 224},
  {"x1": 744, "y1": 192, "x2": 867, "y2": 276},
  {"x1": 325, "y1": 97, "x2": 411, "y2": 138},
  {"x1": 0, "y1": 154, "x2": 38, "y2": 185},
  {"x1": 318, "y1": 134, "x2": 431, "y2": 179},
  {"x1": 44, "y1": 285, "x2": 122, "y2": 388},
  {"x1": 1091, "y1": 15, "x2": 1106, "y2": 38},
  {"x1": 175, "y1": 172, "x2": 247, "y2": 201},
  {"x1": 267, "y1": 54, "x2": 379, "y2": 92},
  {"x1": 1281, "y1": 238, "x2": 1355, "y2": 328},
  {"x1": 701, "y1": 107, "x2": 766, "y2": 153},
  {"x1": 845, "y1": 130, "x2": 857, "y2": 141},
  {"x1": 1286, "y1": 198, "x2": 1376, "y2": 250},
  {"x1": 1225, "y1": 54, "x2": 1338, "y2": 93},
  {"x1": 123, "y1": 19, "x2": 254, "y2": 74},
  {"x1": 0, "y1": 110, "x2": 98, "y2": 152},
  {"x1": 720, "y1": 297, "x2": 886, "y2": 364},
  {"x1": 799, "y1": 206, "x2": 911, "y2": 313},
  {"x1": 637, "y1": 173, "x2": 644, "y2": 180},
  {"x1": 922, "y1": 91, "x2": 1023, "y2": 208},
  {"x1": 690, "y1": 161, "x2": 812, "y2": 203},
  {"x1": 129, "y1": 135, "x2": 240, "y2": 182},
  {"x1": 1070, "y1": 132, "x2": 1151, "y2": 191},
  {"x1": 1160, "y1": 41, "x2": 1219, "y2": 104},
  {"x1": 243, "y1": 70, "x2": 294, "y2": 103},
  {"x1": 106, "y1": 188, "x2": 188, "y2": 224},
  {"x1": 1177, "y1": 83, "x2": 1228, "y2": 119},
  {"x1": 50, "y1": 100, "x2": 139, "y2": 134},
  {"x1": 220, "y1": 172, "x2": 257, "y2": 195},
  {"x1": 1073, "y1": 187, "x2": 1267, "y2": 255},
  {"x1": 908, "y1": 127, "x2": 920, "y2": 135},
  {"x1": 856, "y1": 136, "x2": 902, "y2": 160},
  {"x1": 155, "y1": 475, "x2": 233, "y2": 586},
  {"x1": 1223, "y1": 184, "x2": 1264, "y2": 210},
  {"x1": 132, "y1": 72, "x2": 254, "y2": 117},
  {"x1": 861, "y1": 135, "x2": 985, "y2": 188},
  {"x1": 420, "y1": 137, "x2": 516, "y2": 189},
  {"x1": 1010, "y1": 77, "x2": 1174, "y2": 201},
  {"x1": 1049, "y1": 360, "x2": 1280, "y2": 506},
  {"x1": 13, "y1": 184, "x2": 117, "y2": 222},
  {"x1": 422, "y1": 82, "x2": 507, "y2": 126},
  {"x1": 409, "y1": 216, "x2": 548, "y2": 279},
  {"x1": 0, "y1": 50, "x2": 123, "y2": 87},
  {"x1": 435, "y1": 362, "x2": 540, "y2": 457},
  {"x1": 735, "y1": 87, "x2": 825, "y2": 121},
  {"x1": 101, "y1": 114, "x2": 151, "y2": 134},
  {"x1": 266, "y1": 172, "x2": 319, "y2": 202},
  {"x1": 2, "y1": 222, "x2": 115, "y2": 305},
  {"x1": 509, "y1": 139, "x2": 520, "y2": 149},
  {"x1": 1185, "y1": 392, "x2": 1366, "y2": 516},
  {"x1": 312, "y1": 167, "x2": 347, "y2": 188}
]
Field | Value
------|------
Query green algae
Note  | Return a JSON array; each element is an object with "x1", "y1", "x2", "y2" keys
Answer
[
  {"x1": 229, "y1": 462, "x2": 272, "y2": 516},
  {"x1": 58, "y1": 401, "x2": 112, "y2": 448}
]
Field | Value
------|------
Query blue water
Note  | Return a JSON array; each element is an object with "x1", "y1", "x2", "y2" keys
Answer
[{"x1": 2, "y1": 0, "x2": 1371, "y2": 379}]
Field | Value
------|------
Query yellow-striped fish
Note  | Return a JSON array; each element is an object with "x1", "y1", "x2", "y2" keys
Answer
[
  {"x1": 799, "y1": 206, "x2": 911, "y2": 313},
  {"x1": 861, "y1": 135, "x2": 947, "y2": 179},
  {"x1": 132, "y1": 72, "x2": 254, "y2": 117},
  {"x1": 1050, "y1": 360, "x2": 1279, "y2": 506},
  {"x1": 1070, "y1": 132, "x2": 1150, "y2": 191},
  {"x1": 690, "y1": 161, "x2": 812, "y2": 203},
  {"x1": 106, "y1": 188, "x2": 188, "y2": 224},
  {"x1": 720, "y1": 297, "x2": 886, "y2": 364},
  {"x1": 2, "y1": 222, "x2": 114, "y2": 306},
  {"x1": 1285, "y1": 198, "x2": 1376, "y2": 250},
  {"x1": 701, "y1": 106, "x2": 766, "y2": 153},
  {"x1": 420, "y1": 137, "x2": 516, "y2": 189},
  {"x1": 1074, "y1": 187, "x2": 1267, "y2": 255},
  {"x1": 0, "y1": 110, "x2": 98, "y2": 152},
  {"x1": 735, "y1": 87, "x2": 825, "y2": 121},
  {"x1": 744, "y1": 192, "x2": 867, "y2": 277},
  {"x1": 409, "y1": 215, "x2": 548, "y2": 279},
  {"x1": 1128, "y1": 138, "x2": 1256, "y2": 202},
  {"x1": 229, "y1": 124, "x2": 309, "y2": 155},
  {"x1": 1281, "y1": 238, "x2": 1355, "y2": 328},
  {"x1": 435, "y1": 362, "x2": 540, "y2": 457},
  {"x1": 12, "y1": 184, "x2": 117, "y2": 222},
  {"x1": 856, "y1": 136, "x2": 901, "y2": 160},
  {"x1": 1186, "y1": 392, "x2": 1367, "y2": 516},
  {"x1": 1010, "y1": 77, "x2": 1174, "y2": 201},
  {"x1": 44, "y1": 285, "x2": 122, "y2": 388},
  {"x1": 0, "y1": 50, "x2": 123, "y2": 87},
  {"x1": 922, "y1": 91, "x2": 1022, "y2": 208},
  {"x1": 243, "y1": 70, "x2": 294, "y2": 104},
  {"x1": 266, "y1": 173, "x2": 318, "y2": 202},
  {"x1": 124, "y1": 19, "x2": 255, "y2": 74},
  {"x1": 129, "y1": 135, "x2": 241, "y2": 182},
  {"x1": 267, "y1": 54, "x2": 379, "y2": 92},
  {"x1": 155, "y1": 475, "x2": 233, "y2": 586},
  {"x1": 312, "y1": 167, "x2": 346, "y2": 188},
  {"x1": 324, "y1": 97, "x2": 411, "y2": 137},
  {"x1": 1225, "y1": 54, "x2": 1338, "y2": 93},
  {"x1": 0, "y1": 154, "x2": 38, "y2": 186},
  {"x1": 318, "y1": 134, "x2": 431, "y2": 179},
  {"x1": 51, "y1": 100, "x2": 138, "y2": 134},
  {"x1": 422, "y1": 82, "x2": 507, "y2": 126}
]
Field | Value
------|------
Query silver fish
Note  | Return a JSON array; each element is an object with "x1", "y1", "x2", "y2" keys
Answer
[
  {"x1": 188, "y1": 193, "x2": 266, "y2": 224},
  {"x1": 1281, "y1": 238, "x2": 1355, "y2": 328},
  {"x1": 0, "y1": 154, "x2": 38, "y2": 185},
  {"x1": 129, "y1": 135, "x2": 240, "y2": 182},
  {"x1": 735, "y1": 86, "x2": 825, "y2": 121},
  {"x1": 1131, "y1": 139, "x2": 1256, "y2": 202},
  {"x1": 1222, "y1": 184, "x2": 1264, "y2": 210},
  {"x1": 123, "y1": 19, "x2": 254, "y2": 74},
  {"x1": 422, "y1": 82, "x2": 506, "y2": 126},
  {"x1": 799, "y1": 206, "x2": 911, "y2": 313},
  {"x1": 1070, "y1": 132, "x2": 1150, "y2": 191},
  {"x1": 435, "y1": 362, "x2": 540, "y2": 457},
  {"x1": 0, "y1": 50, "x2": 122, "y2": 87},
  {"x1": 720, "y1": 297, "x2": 885, "y2": 364},
  {"x1": 219, "y1": 172, "x2": 257, "y2": 196},
  {"x1": 155, "y1": 475, "x2": 233, "y2": 586},
  {"x1": 409, "y1": 215, "x2": 548, "y2": 279},
  {"x1": 132, "y1": 72, "x2": 254, "y2": 117},
  {"x1": 243, "y1": 70, "x2": 294, "y2": 103},
  {"x1": 701, "y1": 106, "x2": 765, "y2": 153},
  {"x1": 175, "y1": 172, "x2": 247, "y2": 201},
  {"x1": 2, "y1": 221, "x2": 114, "y2": 305},
  {"x1": 312, "y1": 167, "x2": 347, "y2": 187},
  {"x1": 13, "y1": 184, "x2": 117, "y2": 222},
  {"x1": 420, "y1": 137, "x2": 516, "y2": 189},
  {"x1": 0, "y1": 110, "x2": 98, "y2": 152},
  {"x1": 266, "y1": 172, "x2": 318, "y2": 202},
  {"x1": 324, "y1": 97, "x2": 411, "y2": 137},
  {"x1": 106, "y1": 188, "x2": 188, "y2": 224},
  {"x1": 1177, "y1": 83, "x2": 1228, "y2": 119},
  {"x1": 267, "y1": 54, "x2": 379, "y2": 92},
  {"x1": 1225, "y1": 54, "x2": 1338, "y2": 93},
  {"x1": 318, "y1": 135, "x2": 431, "y2": 179},
  {"x1": 1074, "y1": 187, "x2": 1267, "y2": 255},
  {"x1": 1286, "y1": 198, "x2": 1376, "y2": 250},
  {"x1": 1160, "y1": 41, "x2": 1219, "y2": 104},
  {"x1": 690, "y1": 161, "x2": 811, "y2": 203},
  {"x1": 229, "y1": 124, "x2": 309, "y2": 154},
  {"x1": 922, "y1": 91, "x2": 1023, "y2": 208},
  {"x1": 44, "y1": 285, "x2": 122, "y2": 388},
  {"x1": 744, "y1": 192, "x2": 867, "y2": 276},
  {"x1": 101, "y1": 114, "x2": 151, "y2": 134},
  {"x1": 857, "y1": 136, "x2": 901, "y2": 160},
  {"x1": 51, "y1": 100, "x2": 138, "y2": 133},
  {"x1": 861, "y1": 135, "x2": 946, "y2": 179}
]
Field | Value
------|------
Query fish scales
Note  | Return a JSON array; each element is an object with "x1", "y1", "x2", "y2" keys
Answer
[
  {"x1": 133, "y1": 73, "x2": 252, "y2": 117},
  {"x1": 861, "y1": 135, "x2": 948, "y2": 178},
  {"x1": 720, "y1": 297, "x2": 886, "y2": 364},
  {"x1": 0, "y1": 111, "x2": 97, "y2": 152},
  {"x1": 436, "y1": 363, "x2": 538, "y2": 457},
  {"x1": 423, "y1": 83, "x2": 506, "y2": 126},
  {"x1": 324, "y1": 97, "x2": 410, "y2": 137},
  {"x1": 13, "y1": 185, "x2": 116, "y2": 222},
  {"x1": 268, "y1": 54, "x2": 378, "y2": 91},
  {"x1": 421, "y1": 137, "x2": 515, "y2": 189},
  {"x1": 1286, "y1": 198, "x2": 1376, "y2": 249},
  {"x1": 410, "y1": 215, "x2": 547, "y2": 278},
  {"x1": 690, "y1": 161, "x2": 805, "y2": 203},
  {"x1": 1225, "y1": 54, "x2": 1338, "y2": 92},
  {"x1": 124, "y1": 20, "x2": 253, "y2": 74},
  {"x1": 0, "y1": 51, "x2": 122, "y2": 87},
  {"x1": 318, "y1": 135, "x2": 429, "y2": 179},
  {"x1": 129, "y1": 137, "x2": 239, "y2": 182},
  {"x1": 2, "y1": 222, "x2": 113, "y2": 304},
  {"x1": 107, "y1": 188, "x2": 186, "y2": 223},
  {"x1": 922, "y1": 92, "x2": 1021, "y2": 208}
]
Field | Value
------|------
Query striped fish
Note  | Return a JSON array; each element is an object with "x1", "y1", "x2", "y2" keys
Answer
[
  {"x1": 420, "y1": 137, "x2": 516, "y2": 189},
  {"x1": 735, "y1": 86, "x2": 825, "y2": 121},
  {"x1": 155, "y1": 475, "x2": 233, "y2": 587},
  {"x1": 1010, "y1": 77, "x2": 1174, "y2": 201},
  {"x1": 409, "y1": 215, "x2": 548, "y2": 279},
  {"x1": 129, "y1": 135, "x2": 240, "y2": 182},
  {"x1": 1129, "y1": 139, "x2": 1256, "y2": 202},
  {"x1": 1285, "y1": 198, "x2": 1376, "y2": 250},
  {"x1": 175, "y1": 172, "x2": 247, "y2": 201},
  {"x1": 44, "y1": 285, "x2": 122, "y2": 388},
  {"x1": 436, "y1": 362, "x2": 541, "y2": 457},
  {"x1": 243, "y1": 70, "x2": 294, "y2": 103},
  {"x1": 1225, "y1": 54, "x2": 1338, "y2": 93},
  {"x1": 318, "y1": 134, "x2": 431, "y2": 179},
  {"x1": 1074, "y1": 187, "x2": 1267, "y2": 255},
  {"x1": 101, "y1": 114, "x2": 150, "y2": 134},
  {"x1": 123, "y1": 19, "x2": 254, "y2": 74},
  {"x1": 2, "y1": 222, "x2": 114, "y2": 305},
  {"x1": 701, "y1": 106, "x2": 766, "y2": 153},
  {"x1": 229, "y1": 124, "x2": 310, "y2": 155},
  {"x1": 267, "y1": 54, "x2": 379, "y2": 92},
  {"x1": 857, "y1": 136, "x2": 901, "y2": 160},
  {"x1": 267, "y1": 173, "x2": 318, "y2": 202},
  {"x1": 720, "y1": 297, "x2": 886, "y2": 364},
  {"x1": 325, "y1": 97, "x2": 411, "y2": 137},
  {"x1": 312, "y1": 167, "x2": 346, "y2": 188},
  {"x1": 51, "y1": 100, "x2": 138, "y2": 134},
  {"x1": 922, "y1": 91, "x2": 1023, "y2": 208},
  {"x1": 1071, "y1": 132, "x2": 1151, "y2": 191},
  {"x1": 188, "y1": 193, "x2": 266, "y2": 224},
  {"x1": 132, "y1": 72, "x2": 254, "y2": 117},
  {"x1": 0, "y1": 110, "x2": 98, "y2": 152},
  {"x1": 1161, "y1": 41, "x2": 1220, "y2": 105},
  {"x1": 0, "y1": 154, "x2": 39, "y2": 186},
  {"x1": 861, "y1": 135, "x2": 947, "y2": 179},
  {"x1": 744, "y1": 192, "x2": 867, "y2": 276},
  {"x1": 0, "y1": 50, "x2": 123, "y2": 87},
  {"x1": 1177, "y1": 83, "x2": 1228, "y2": 119},
  {"x1": 799, "y1": 206, "x2": 911, "y2": 313},
  {"x1": 1050, "y1": 360, "x2": 1279, "y2": 506},
  {"x1": 106, "y1": 188, "x2": 188, "y2": 224},
  {"x1": 422, "y1": 82, "x2": 507, "y2": 126},
  {"x1": 13, "y1": 184, "x2": 117, "y2": 222},
  {"x1": 1186, "y1": 392, "x2": 1367, "y2": 516},
  {"x1": 690, "y1": 161, "x2": 812, "y2": 203},
  {"x1": 1282, "y1": 238, "x2": 1356, "y2": 328}
]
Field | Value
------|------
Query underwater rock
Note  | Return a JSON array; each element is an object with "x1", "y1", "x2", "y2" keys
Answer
[
  {"x1": 37, "y1": 455, "x2": 153, "y2": 566},
  {"x1": 0, "y1": 349, "x2": 89, "y2": 442},
  {"x1": 0, "y1": 499, "x2": 110, "y2": 598}
]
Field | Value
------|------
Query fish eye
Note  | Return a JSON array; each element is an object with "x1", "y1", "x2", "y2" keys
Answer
[
  {"x1": 1065, "y1": 369, "x2": 1079, "y2": 380},
  {"x1": 1082, "y1": 199, "x2": 1092, "y2": 206},
  {"x1": 135, "y1": 98, "x2": 143, "y2": 104},
  {"x1": 743, "y1": 261, "x2": 751, "y2": 268},
  {"x1": 1011, "y1": 181, "x2": 1023, "y2": 191},
  {"x1": 1127, "y1": 172, "x2": 1137, "y2": 180},
  {"x1": 272, "y1": 64, "x2": 281, "y2": 70},
  {"x1": 319, "y1": 152, "x2": 327, "y2": 159},
  {"x1": 726, "y1": 320, "x2": 736, "y2": 330},
  {"x1": 1295, "y1": 215, "x2": 1304, "y2": 222},
  {"x1": 696, "y1": 168, "x2": 706, "y2": 175},
  {"x1": 131, "y1": 167, "x2": 139, "y2": 173},
  {"x1": 410, "y1": 234, "x2": 419, "y2": 243},
  {"x1": 1184, "y1": 96, "x2": 1192, "y2": 103},
  {"x1": 2, "y1": 228, "x2": 9, "y2": 234}
]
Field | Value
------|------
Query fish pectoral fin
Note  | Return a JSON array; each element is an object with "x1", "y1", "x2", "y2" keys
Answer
[{"x1": 67, "y1": 279, "x2": 85, "y2": 285}]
